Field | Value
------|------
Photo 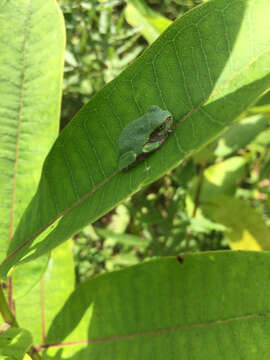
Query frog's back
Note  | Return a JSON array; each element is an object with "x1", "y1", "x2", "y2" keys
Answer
[
  {"x1": 118, "y1": 106, "x2": 171, "y2": 156},
  {"x1": 118, "y1": 115, "x2": 150, "y2": 156}
]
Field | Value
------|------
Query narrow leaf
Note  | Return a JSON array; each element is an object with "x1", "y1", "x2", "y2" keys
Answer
[{"x1": 0, "y1": 1, "x2": 65, "y2": 261}]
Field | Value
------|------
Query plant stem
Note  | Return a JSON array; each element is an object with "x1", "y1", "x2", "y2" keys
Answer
[
  {"x1": 0, "y1": 284, "x2": 18, "y2": 327},
  {"x1": 27, "y1": 347, "x2": 42, "y2": 360}
]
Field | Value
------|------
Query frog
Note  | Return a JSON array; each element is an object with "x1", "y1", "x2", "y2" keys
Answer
[{"x1": 117, "y1": 105, "x2": 174, "y2": 170}]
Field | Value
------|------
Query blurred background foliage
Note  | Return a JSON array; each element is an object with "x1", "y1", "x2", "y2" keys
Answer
[{"x1": 58, "y1": 0, "x2": 270, "y2": 284}]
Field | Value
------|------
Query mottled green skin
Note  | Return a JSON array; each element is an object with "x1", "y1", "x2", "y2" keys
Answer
[{"x1": 118, "y1": 106, "x2": 173, "y2": 170}]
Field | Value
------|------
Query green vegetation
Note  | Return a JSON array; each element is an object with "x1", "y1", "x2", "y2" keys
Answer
[{"x1": 0, "y1": 0, "x2": 270, "y2": 358}]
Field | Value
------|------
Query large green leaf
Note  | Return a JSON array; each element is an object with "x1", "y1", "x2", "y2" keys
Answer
[
  {"x1": 0, "y1": 1, "x2": 65, "y2": 262},
  {"x1": 41, "y1": 252, "x2": 270, "y2": 358},
  {"x1": 2, "y1": 0, "x2": 270, "y2": 276}
]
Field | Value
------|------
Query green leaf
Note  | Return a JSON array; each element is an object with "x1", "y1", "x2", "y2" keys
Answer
[
  {"x1": 189, "y1": 217, "x2": 227, "y2": 234},
  {"x1": 12, "y1": 254, "x2": 50, "y2": 300},
  {"x1": 2, "y1": 0, "x2": 270, "y2": 277},
  {"x1": 15, "y1": 240, "x2": 75, "y2": 345},
  {"x1": 251, "y1": 88, "x2": 270, "y2": 112},
  {"x1": 42, "y1": 252, "x2": 270, "y2": 358},
  {"x1": 256, "y1": 89, "x2": 270, "y2": 106},
  {"x1": 96, "y1": 228, "x2": 149, "y2": 248},
  {"x1": 214, "y1": 115, "x2": 269, "y2": 157},
  {"x1": 191, "y1": 143, "x2": 216, "y2": 164},
  {"x1": 0, "y1": 1, "x2": 65, "y2": 263},
  {"x1": 199, "y1": 156, "x2": 246, "y2": 202},
  {"x1": 106, "y1": 252, "x2": 140, "y2": 270},
  {"x1": 250, "y1": 128, "x2": 270, "y2": 151},
  {"x1": 202, "y1": 195, "x2": 270, "y2": 250},
  {"x1": 0, "y1": 328, "x2": 32, "y2": 360},
  {"x1": 125, "y1": 0, "x2": 172, "y2": 43}
]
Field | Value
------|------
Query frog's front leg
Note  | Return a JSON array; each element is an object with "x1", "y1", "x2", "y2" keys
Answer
[
  {"x1": 118, "y1": 150, "x2": 137, "y2": 170},
  {"x1": 142, "y1": 134, "x2": 169, "y2": 153},
  {"x1": 123, "y1": 152, "x2": 150, "y2": 170}
]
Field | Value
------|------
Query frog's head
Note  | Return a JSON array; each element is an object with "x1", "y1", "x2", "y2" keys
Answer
[{"x1": 154, "y1": 115, "x2": 174, "y2": 136}]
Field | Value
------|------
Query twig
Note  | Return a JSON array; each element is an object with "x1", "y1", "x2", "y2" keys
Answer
[
  {"x1": 0, "y1": 285, "x2": 18, "y2": 327},
  {"x1": 185, "y1": 163, "x2": 205, "y2": 250}
]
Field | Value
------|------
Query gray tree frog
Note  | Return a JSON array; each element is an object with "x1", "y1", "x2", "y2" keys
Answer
[{"x1": 117, "y1": 105, "x2": 174, "y2": 170}]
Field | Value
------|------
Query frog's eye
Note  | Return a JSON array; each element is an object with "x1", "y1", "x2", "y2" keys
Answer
[{"x1": 157, "y1": 123, "x2": 165, "y2": 132}]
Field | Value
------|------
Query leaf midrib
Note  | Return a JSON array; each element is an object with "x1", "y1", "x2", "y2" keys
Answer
[
  {"x1": 8, "y1": 1, "x2": 31, "y2": 242},
  {"x1": 37, "y1": 311, "x2": 270, "y2": 350}
]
